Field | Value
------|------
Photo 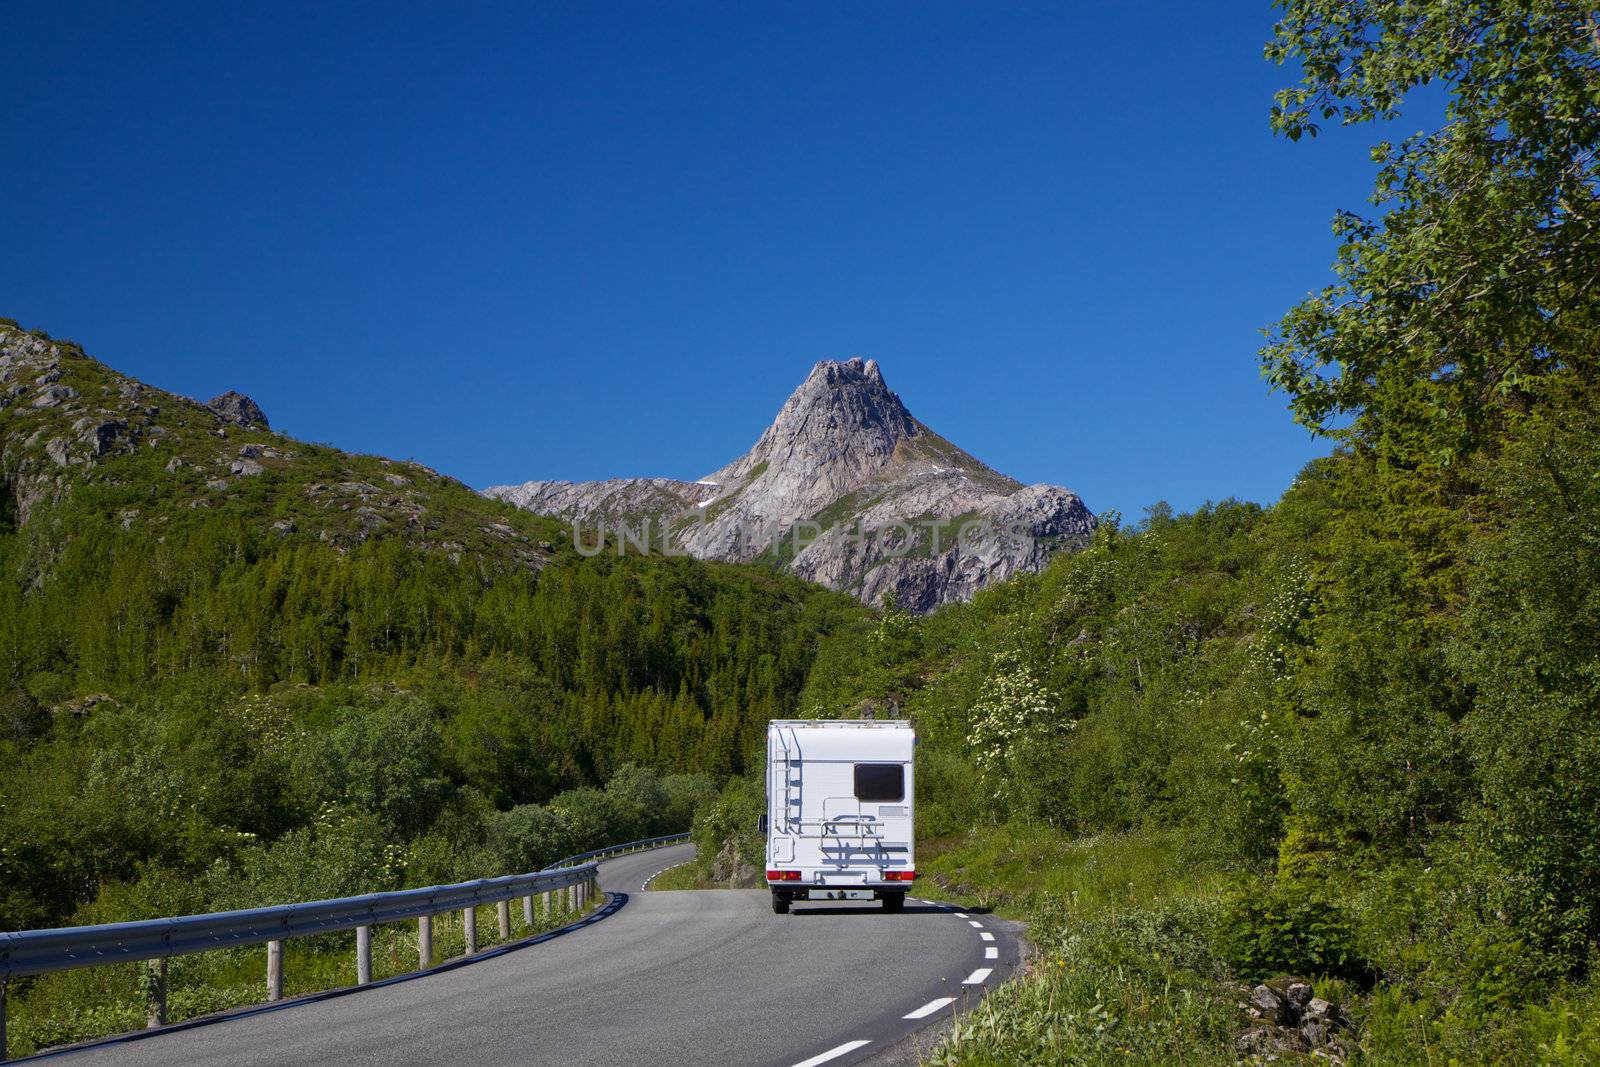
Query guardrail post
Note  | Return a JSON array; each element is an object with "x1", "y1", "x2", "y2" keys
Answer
[
  {"x1": 266, "y1": 940, "x2": 284, "y2": 1001},
  {"x1": 356, "y1": 925, "x2": 372, "y2": 985},
  {"x1": 497, "y1": 899, "x2": 511, "y2": 940},
  {"x1": 418, "y1": 914, "x2": 433, "y2": 969},
  {"x1": 541, "y1": 890, "x2": 551, "y2": 922},
  {"x1": 591, "y1": 873, "x2": 600, "y2": 907},
  {"x1": 463, "y1": 906, "x2": 477, "y2": 955},
  {"x1": 146, "y1": 957, "x2": 168, "y2": 1027},
  {"x1": 523, "y1": 893, "x2": 534, "y2": 927}
]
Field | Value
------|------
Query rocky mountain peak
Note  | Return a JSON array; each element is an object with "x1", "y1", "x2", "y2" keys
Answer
[
  {"x1": 487, "y1": 358, "x2": 1097, "y2": 612},
  {"x1": 804, "y1": 355, "x2": 883, "y2": 389},
  {"x1": 780, "y1": 357, "x2": 913, "y2": 441},
  {"x1": 705, "y1": 358, "x2": 920, "y2": 499}
]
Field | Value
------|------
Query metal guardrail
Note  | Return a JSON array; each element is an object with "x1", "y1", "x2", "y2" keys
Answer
[
  {"x1": 0, "y1": 832, "x2": 691, "y2": 1061},
  {"x1": 551, "y1": 831, "x2": 689, "y2": 869}
]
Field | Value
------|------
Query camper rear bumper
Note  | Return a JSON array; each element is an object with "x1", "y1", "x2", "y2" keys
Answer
[
  {"x1": 770, "y1": 886, "x2": 909, "y2": 902},
  {"x1": 766, "y1": 871, "x2": 916, "y2": 896}
]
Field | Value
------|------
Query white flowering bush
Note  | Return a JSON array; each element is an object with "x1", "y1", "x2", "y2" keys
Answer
[
  {"x1": 232, "y1": 692, "x2": 303, "y2": 755},
  {"x1": 967, "y1": 650, "x2": 1071, "y2": 812},
  {"x1": 1248, "y1": 558, "x2": 1314, "y2": 684}
]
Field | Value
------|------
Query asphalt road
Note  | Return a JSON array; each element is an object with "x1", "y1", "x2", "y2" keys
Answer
[{"x1": 39, "y1": 844, "x2": 1020, "y2": 1067}]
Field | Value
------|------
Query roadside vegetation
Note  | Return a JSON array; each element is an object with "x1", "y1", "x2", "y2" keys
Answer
[{"x1": 794, "y1": 5, "x2": 1600, "y2": 1061}]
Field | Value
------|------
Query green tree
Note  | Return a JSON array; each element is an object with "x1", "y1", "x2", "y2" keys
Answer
[
  {"x1": 1453, "y1": 401, "x2": 1600, "y2": 973},
  {"x1": 305, "y1": 701, "x2": 450, "y2": 842},
  {"x1": 1262, "y1": 1, "x2": 1600, "y2": 462}
]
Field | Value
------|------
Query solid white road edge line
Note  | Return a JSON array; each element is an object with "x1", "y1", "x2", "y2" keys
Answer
[
  {"x1": 791, "y1": 1039, "x2": 872, "y2": 1067},
  {"x1": 963, "y1": 968, "x2": 993, "y2": 985},
  {"x1": 903, "y1": 997, "x2": 958, "y2": 1020},
  {"x1": 979, "y1": 932, "x2": 995, "y2": 942},
  {"x1": 639, "y1": 859, "x2": 693, "y2": 891}
]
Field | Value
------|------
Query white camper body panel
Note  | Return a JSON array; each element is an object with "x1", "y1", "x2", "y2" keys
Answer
[{"x1": 766, "y1": 720, "x2": 915, "y2": 905}]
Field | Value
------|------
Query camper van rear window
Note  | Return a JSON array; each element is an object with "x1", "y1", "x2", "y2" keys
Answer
[{"x1": 854, "y1": 763, "x2": 905, "y2": 803}]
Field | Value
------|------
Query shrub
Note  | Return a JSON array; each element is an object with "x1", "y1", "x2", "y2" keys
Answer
[
  {"x1": 207, "y1": 806, "x2": 401, "y2": 908},
  {"x1": 690, "y1": 774, "x2": 763, "y2": 885},
  {"x1": 491, "y1": 803, "x2": 573, "y2": 873},
  {"x1": 1216, "y1": 881, "x2": 1368, "y2": 983}
]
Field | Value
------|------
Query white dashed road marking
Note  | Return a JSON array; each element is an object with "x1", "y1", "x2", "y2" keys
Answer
[
  {"x1": 903, "y1": 997, "x2": 957, "y2": 1020},
  {"x1": 792, "y1": 897, "x2": 1005, "y2": 1060},
  {"x1": 639, "y1": 859, "x2": 693, "y2": 892},
  {"x1": 792, "y1": 1039, "x2": 872, "y2": 1067}
]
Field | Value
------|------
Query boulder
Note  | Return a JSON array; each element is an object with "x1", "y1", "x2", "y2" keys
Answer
[
  {"x1": 1234, "y1": 1027, "x2": 1274, "y2": 1055},
  {"x1": 1285, "y1": 981, "x2": 1314, "y2": 1011},
  {"x1": 32, "y1": 385, "x2": 78, "y2": 408},
  {"x1": 80, "y1": 419, "x2": 129, "y2": 457},
  {"x1": 1249, "y1": 983, "x2": 1289, "y2": 1025},
  {"x1": 207, "y1": 390, "x2": 269, "y2": 429}
]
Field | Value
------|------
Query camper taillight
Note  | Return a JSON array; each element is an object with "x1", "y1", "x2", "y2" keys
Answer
[
  {"x1": 884, "y1": 871, "x2": 916, "y2": 882},
  {"x1": 766, "y1": 870, "x2": 802, "y2": 881}
]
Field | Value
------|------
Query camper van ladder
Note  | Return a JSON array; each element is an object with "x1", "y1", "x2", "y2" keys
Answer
[{"x1": 776, "y1": 725, "x2": 799, "y2": 830}]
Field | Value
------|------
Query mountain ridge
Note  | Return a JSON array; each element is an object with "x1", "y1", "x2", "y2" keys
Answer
[
  {"x1": 0, "y1": 319, "x2": 564, "y2": 572},
  {"x1": 487, "y1": 358, "x2": 1096, "y2": 611}
]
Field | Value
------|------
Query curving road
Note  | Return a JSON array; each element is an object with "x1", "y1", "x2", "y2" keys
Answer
[{"x1": 38, "y1": 844, "x2": 1020, "y2": 1067}]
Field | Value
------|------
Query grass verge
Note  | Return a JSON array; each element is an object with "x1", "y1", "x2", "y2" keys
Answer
[{"x1": 645, "y1": 861, "x2": 701, "y2": 891}]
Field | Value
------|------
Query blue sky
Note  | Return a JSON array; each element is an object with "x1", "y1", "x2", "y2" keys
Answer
[{"x1": 1, "y1": 2, "x2": 1404, "y2": 518}]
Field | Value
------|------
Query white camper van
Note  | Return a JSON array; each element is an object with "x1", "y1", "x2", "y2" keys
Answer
[{"x1": 764, "y1": 719, "x2": 916, "y2": 914}]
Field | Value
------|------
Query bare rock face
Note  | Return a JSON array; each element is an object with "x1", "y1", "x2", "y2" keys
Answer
[
  {"x1": 487, "y1": 358, "x2": 1096, "y2": 611},
  {"x1": 207, "y1": 390, "x2": 269, "y2": 429},
  {"x1": 492, "y1": 477, "x2": 710, "y2": 530}
]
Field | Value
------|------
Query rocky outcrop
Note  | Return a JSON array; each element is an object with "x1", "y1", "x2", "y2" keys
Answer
[
  {"x1": 492, "y1": 477, "x2": 710, "y2": 529},
  {"x1": 207, "y1": 390, "x2": 268, "y2": 429},
  {"x1": 1236, "y1": 978, "x2": 1355, "y2": 1061},
  {"x1": 487, "y1": 358, "x2": 1096, "y2": 611}
]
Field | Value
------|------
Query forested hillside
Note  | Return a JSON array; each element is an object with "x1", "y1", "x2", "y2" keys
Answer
[{"x1": 0, "y1": 321, "x2": 864, "y2": 947}]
